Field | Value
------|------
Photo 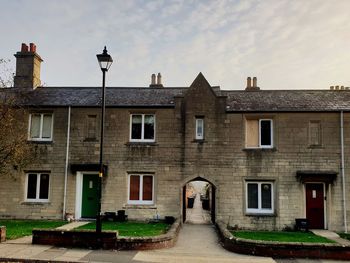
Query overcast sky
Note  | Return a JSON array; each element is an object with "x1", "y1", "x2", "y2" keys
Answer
[{"x1": 1, "y1": 0, "x2": 349, "y2": 90}]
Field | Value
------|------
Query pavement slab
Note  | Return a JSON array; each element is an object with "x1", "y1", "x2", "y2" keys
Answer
[{"x1": 56, "y1": 221, "x2": 91, "y2": 231}]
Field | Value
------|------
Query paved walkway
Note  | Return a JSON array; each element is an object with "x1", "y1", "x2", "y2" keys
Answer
[
  {"x1": 185, "y1": 193, "x2": 211, "y2": 224},
  {"x1": 311, "y1": 229, "x2": 350, "y2": 246}
]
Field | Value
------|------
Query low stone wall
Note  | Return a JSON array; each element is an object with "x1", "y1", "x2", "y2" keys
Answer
[
  {"x1": 216, "y1": 221, "x2": 350, "y2": 260},
  {"x1": 32, "y1": 218, "x2": 181, "y2": 250},
  {"x1": 0, "y1": 226, "x2": 6, "y2": 242},
  {"x1": 32, "y1": 229, "x2": 117, "y2": 249}
]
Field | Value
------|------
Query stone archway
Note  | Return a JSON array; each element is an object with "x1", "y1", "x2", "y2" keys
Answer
[{"x1": 182, "y1": 176, "x2": 216, "y2": 224}]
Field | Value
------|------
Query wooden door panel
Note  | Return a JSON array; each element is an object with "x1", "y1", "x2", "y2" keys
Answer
[{"x1": 306, "y1": 184, "x2": 324, "y2": 229}]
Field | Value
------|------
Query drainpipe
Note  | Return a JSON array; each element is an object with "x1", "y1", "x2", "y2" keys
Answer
[
  {"x1": 340, "y1": 111, "x2": 348, "y2": 232},
  {"x1": 62, "y1": 106, "x2": 71, "y2": 220}
]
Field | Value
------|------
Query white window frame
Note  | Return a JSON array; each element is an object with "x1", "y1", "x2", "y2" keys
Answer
[
  {"x1": 28, "y1": 113, "x2": 54, "y2": 141},
  {"x1": 259, "y1": 119, "x2": 273, "y2": 148},
  {"x1": 195, "y1": 118, "x2": 204, "y2": 140},
  {"x1": 127, "y1": 174, "x2": 154, "y2": 205},
  {"x1": 25, "y1": 173, "x2": 50, "y2": 202},
  {"x1": 130, "y1": 114, "x2": 156, "y2": 142},
  {"x1": 245, "y1": 181, "x2": 274, "y2": 214}
]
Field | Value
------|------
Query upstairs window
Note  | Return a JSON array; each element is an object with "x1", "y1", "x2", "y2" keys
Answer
[
  {"x1": 130, "y1": 114, "x2": 155, "y2": 142},
  {"x1": 309, "y1": 120, "x2": 322, "y2": 147},
  {"x1": 28, "y1": 113, "x2": 53, "y2": 141},
  {"x1": 26, "y1": 173, "x2": 50, "y2": 202},
  {"x1": 195, "y1": 117, "x2": 204, "y2": 140},
  {"x1": 246, "y1": 119, "x2": 273, "y2": 148},
  {"x1": 128, "y1": 174, "x2": 154, "y2": 205},
  {"x1": 246, "y1": 181, "x2": 274, "y2": 214}
]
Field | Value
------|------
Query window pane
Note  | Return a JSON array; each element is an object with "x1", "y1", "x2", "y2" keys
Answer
[
  {"x1": 131, "y1": 115, "x2": 142, "y2": 139},
  {"x1": 30, "y1": 114, "x2": 41, "y2": 138},
  {"x1": 129, "y1": 175, "x2": 140, "y2": 200},
  {"x1": 142, "y1": 176, "x2": 153, "y2": 201},
  {"x1": 261, "y1": 184, "x2": 272, "y2": 209},
  {"x1": 39, "y1": 174, "x2": 50, "y2": 199},
  {"x1": 260, "y1": 120, "x2": 272, "y2": 146},
  {"x1": 42, "y1": 114, "x2": 52, "y2": 139},
  {"x1": 247, "y1": 183, "x2": 258, "y2": 209},
  {"x1": 144, "y1": 115, "x2": 154, "y2": 140},
  {"x1": 27, "y1": 174, "x2": 37, "y2": 199},
  {"x1": 196, "y1": 119, "x2": 204, "y2": 139}
]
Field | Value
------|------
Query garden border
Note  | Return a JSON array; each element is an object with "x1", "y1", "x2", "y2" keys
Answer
[
  {"x1": 32, "y1": 218, "x2": 181, "y2": 250},
  {"x1": 216, "y1": 221, "x2": 350, "y2": 260}
]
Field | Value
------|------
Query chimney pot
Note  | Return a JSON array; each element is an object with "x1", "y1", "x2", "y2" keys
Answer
[
  {"x1": 151, "y1": 74, "x2": 156, "y2": 85},
  {"x1": 157, "y1": 73, "x2": 162, "y2": 85},
  {"x1": 21, "y1": 43, "x2": 29, "y2": 52},
  {"x1": 335, "y1": 86, "x2": 339, "y2": 90},
  {"x1": 341, "y1": 86, "x2": 345, "y2": 90},
  {"x1": 253, "y1": 77, "x2": 257, "y2": 88},
  {"x1": 330, "y1": 86, "x2": 334, "y2": 90},
  {"x1": 247, "y1": 77, "x2": 251, "y2": 88},
  {"x1": 29, "y1": 43, "x2": 36, "y2": 52}
]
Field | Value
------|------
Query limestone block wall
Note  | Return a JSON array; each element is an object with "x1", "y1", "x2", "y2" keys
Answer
[{"x1": 0, "y1": 108, "x2": 69, "y2": 219}]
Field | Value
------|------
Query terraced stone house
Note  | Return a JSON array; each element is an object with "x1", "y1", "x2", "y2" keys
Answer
[{"x1": 1, "y1": 43, "x2": 350, "y2": 231}]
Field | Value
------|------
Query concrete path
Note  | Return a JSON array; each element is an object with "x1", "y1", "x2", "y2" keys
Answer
[
  {"x1": 133, "y1": 224, "x2": 274, "y2": 263},
  {"x1": 311, "y1": 229, "x2": 350, "y2": 246},
  {"x1": 185, "y1": 193, "x2": 211, "y2": 224},
  {"x1": 56, "y1": 221, "x2": 90, "y2": 231}
]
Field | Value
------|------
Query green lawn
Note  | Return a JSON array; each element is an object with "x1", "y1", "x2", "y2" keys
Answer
[
  {"x1": 77, "y1": 221, "x2": 171, "y2": 237},
  {"x1": 0, "y1": 220, "x2": 66, "y2": 240},
  {"x1": 232, "y1": 231, "x2": 335, "y2": 243}
]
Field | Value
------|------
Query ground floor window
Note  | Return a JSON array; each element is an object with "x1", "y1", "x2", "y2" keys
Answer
[
  {"x1": 26, "y1": 173, "x2": 50, "y2": 202},
  {"x1": 128, "y1": 174, "x2": 154, "y2": 205},
  {"x1": 245, "y1": 181, "x2": 274, "y2": 214}
]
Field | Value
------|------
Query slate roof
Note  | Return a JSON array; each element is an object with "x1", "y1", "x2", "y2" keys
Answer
[{"x1": 2, "y1": 86, "x2": 350, "y2": 112}]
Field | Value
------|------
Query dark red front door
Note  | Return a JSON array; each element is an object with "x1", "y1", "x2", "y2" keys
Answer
[{"x1": 306, "y1": 183, "x2": 324, "y2": 229}]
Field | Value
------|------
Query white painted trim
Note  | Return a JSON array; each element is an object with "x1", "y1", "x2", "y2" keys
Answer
[
  {"x1": 129, "y1": 114, "x2": 156, "y2": 142},
  {"x1": 62, "y1": 106, "x2": 71, "y2": 219},
  {"x1": 245, "y1": 181, "x2": 274, "y2": 214},
  {"x1": 75, "y1": 171, "x2": 99, "y2": 219},
  {"x1": 127, "y1": 174, "x2": 154, "y2": 205},
  {"x1": 75, "y1": 172, "x2": 83, "y2": 219},
  {"x1": 25, "y1": 173, "x2": 50, "y2": 202},
  {"x1": 28, "y1": 113, "x2": 54, "y2": 141},
  {"x1": 259, "y1": 119, "x2": 273, "y2": 148},
  {"x1": 195, "y1": 118, "x2": 204, "y2": 140}
]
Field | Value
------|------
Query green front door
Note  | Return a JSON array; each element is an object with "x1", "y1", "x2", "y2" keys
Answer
[{"x1": 81, "y1": 174, "x2": 99, "y2": 218}]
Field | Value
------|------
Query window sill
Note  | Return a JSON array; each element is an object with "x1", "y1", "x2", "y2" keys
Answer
[
  {"x1": 125, "y1": 142, "x2": 158, "y2": 147},
  {"x1": 192, "y1": 139, "x2": 205, "y2": 144},
  {"x1": 245, "y1": 212, "x2": 276, "y2": 217},
  {"x1": 27, "y1": 140, "x2": 53, "y2": 144},
  {"x1": 243, "y1": 147, "x2": 276, "y2": 152},
  {"x1": 123, "y1": 204, "x2": 157, "y2": 209},
  {"x1": 308, "y1": 145, "x2": 324, "y2": 149},
  {"x1": 21, "y1": 201, "x2": 50, "y2": 205},
  {"x1": 83, "y1": 138, "x2": 98, "y2": 142}
]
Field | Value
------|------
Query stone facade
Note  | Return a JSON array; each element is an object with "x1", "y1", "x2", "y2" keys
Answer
[{"x1": 1, "y1": 43, "x2": 349, "y2": 232}]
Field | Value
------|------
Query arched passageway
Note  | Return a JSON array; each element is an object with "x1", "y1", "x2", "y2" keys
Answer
[{"x1": 182, "y1": 177, "x2": 216, "y2": 224}]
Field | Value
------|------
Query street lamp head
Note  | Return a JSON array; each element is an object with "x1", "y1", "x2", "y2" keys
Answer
[{"x1": 96, "y1": 46, "x2": 113, "y2": 71}]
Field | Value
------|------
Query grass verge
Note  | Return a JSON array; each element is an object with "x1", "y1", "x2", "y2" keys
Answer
[
  {"x1": 0, "y1": 220, "x2": 66, "y2": 240},
  {"x1": 77, "y1": 221, "x2": 171, "y2": 237},
  {"x1": 232, "y1": 231, "x2": 335, "y2": 243}
]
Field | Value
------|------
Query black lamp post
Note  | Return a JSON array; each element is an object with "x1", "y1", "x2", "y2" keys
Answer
[{"x1": 96, "y1": 46, "x2": 113, "y2": 234}]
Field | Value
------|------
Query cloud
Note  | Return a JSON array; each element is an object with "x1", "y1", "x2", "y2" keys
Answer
[{"x1": 1, "y1": 0, "x2": 350, "y2": 89}]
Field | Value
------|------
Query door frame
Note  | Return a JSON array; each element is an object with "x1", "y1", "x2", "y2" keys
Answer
[
  {"x1": 304, "y1": 182, "x2": 327, "y2": 229},
  {"x1": 75, "y1": 171, "x2": 99, "y2": 219}
]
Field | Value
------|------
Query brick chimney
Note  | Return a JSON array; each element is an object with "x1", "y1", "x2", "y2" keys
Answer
[
  {"x1": 245, "y1": 76, "x2": 260, "y2": 91},
  {"x1": 14, "y1": 43, "x2": 43, "y2": 89}
]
